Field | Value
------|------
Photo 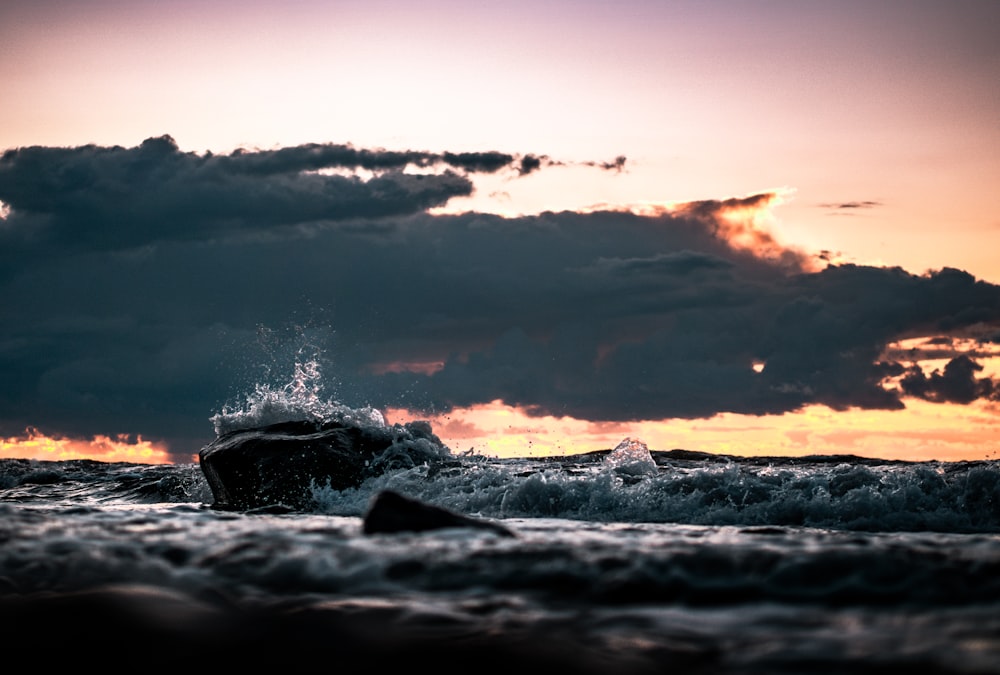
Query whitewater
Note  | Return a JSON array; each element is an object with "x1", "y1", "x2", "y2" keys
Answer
[{"x1": 2, "y1": 363, "x2": 999, "y2": 674}]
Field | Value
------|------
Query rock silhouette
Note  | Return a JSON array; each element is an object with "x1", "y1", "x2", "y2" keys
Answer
[
  {"x1": 363, "y1": 489, "x2": 515, "y2": 537},
  {"x1": 198, "y1": 419, "x2": 447, "y2": 511}
]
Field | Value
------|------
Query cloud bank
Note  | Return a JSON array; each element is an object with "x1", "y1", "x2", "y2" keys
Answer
[{"x1": 1, "y1": 137, "x2": 998, "y2": 459}]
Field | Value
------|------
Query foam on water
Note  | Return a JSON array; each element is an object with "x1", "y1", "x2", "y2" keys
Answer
[{"x1": 303, "y1": 447, "x2": 1000, "y2": 533}]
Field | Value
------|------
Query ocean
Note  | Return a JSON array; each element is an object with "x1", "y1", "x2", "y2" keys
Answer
[{"x1": 2, "y1": 380, "x2": 999, "y2": 673}]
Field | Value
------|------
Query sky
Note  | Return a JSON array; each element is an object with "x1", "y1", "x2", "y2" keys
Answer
[{"x1": 2, "y1": 0, "x2": 999, "y2": 464}]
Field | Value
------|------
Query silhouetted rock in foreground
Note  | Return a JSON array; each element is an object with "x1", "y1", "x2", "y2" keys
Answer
[
  {"x1": 198, "y1": 419, "x2": 448, "y2": 511},
  {"x1": 363, "y1": 489, "x2": 515, "y2": 537}
]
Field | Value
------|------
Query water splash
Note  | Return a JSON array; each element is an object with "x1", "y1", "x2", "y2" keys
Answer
[
  {"x1": 604, "y1": 437, "x2": 657, "y2": 476},
  {"x1": 209, "y1": 358, "x2": 385, "y2": 437}
]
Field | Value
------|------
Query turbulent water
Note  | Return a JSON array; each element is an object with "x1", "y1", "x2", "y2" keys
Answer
[{"x1": 2, "y1": 368, "x2": 999, "y2": 673}]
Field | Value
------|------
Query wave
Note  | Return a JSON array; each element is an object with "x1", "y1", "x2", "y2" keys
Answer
[
  {"x1": 4, "y1": 359, "x2": 998, "y2": 534},
  {"x1": 7, "y1": 450, "x2": 997, "y2": 534}
]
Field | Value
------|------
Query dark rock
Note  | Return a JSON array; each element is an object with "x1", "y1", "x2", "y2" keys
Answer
[
  {"x1": 363, "y1": 489, "x2": 515, "y2": 537},
  {"x1": 198, "y1": 419, "x2": 447, "y2": 511}
]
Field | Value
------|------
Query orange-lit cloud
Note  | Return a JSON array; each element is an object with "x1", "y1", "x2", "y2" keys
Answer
[
  {"x1": 578, "y1": 189, "x2": 815, "y2": 272},
  {"x1": 670, "y1": 190, "x2": 816, "y2": 271},
  {"x1": 0, "y1": 428, "x2": 175, "y2": 464}
]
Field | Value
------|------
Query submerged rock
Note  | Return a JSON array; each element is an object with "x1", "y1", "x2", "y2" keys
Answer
[
  {"x1": 198, "y1": 418, "x2": 448, "y2": 511},
  {"x1": 363, "y1": 489, "x2": 515, "y2": 537}
]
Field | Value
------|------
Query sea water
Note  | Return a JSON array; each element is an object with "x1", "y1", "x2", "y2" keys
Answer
[{"x1": 2, "y1": 366, "x2": 998, "y2": 673}]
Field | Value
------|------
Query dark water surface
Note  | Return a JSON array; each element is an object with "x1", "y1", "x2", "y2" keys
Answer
[{"x1": 2, "y1": 442, "x2": 999, "y2": 673}]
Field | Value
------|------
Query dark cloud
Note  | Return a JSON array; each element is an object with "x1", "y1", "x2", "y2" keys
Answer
[
  {"x1": 0, "y1": 136, "x2": 462, "y2": 257},
  {"x1": 441, "y1": 151, "x2": 516, "y2": 173},
  {"x1": 512, "y1": 153, "x2": 627, "y2": 176},
  {"x1": 0, "y1": 136, "x2": 580, "y2": 258},
  {"x1": 585, "y1": 155, "x2": 627, "y2": 172},
  {"x1": 899, "y1": 356, "x2": 998, "y2": 404},
  {"x1": 518, "y1": 154, "x2": 545, "y2": 175},
  {"x1": 820, "y1": 201, "x2": 882, "y2": 209},
  {"x1": 1, "y1": 139, "x2": 999, "y2": 460},
  {"x1": 819, "y1": 200, "x2": 883, "y2": 215}
]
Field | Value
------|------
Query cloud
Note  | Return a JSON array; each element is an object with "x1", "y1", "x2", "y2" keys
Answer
[
  {"x1": 0, "y1": 136, "x2": 585, "y2": 258},
  {"x1": 897, "y1": 355, "x2": 999, "y2": 404},
  {"x1": 819, "y1": 200, "x2": 882, "y2": 210},
  {"x1": 518, "y1": 154, "x2": 544, "y2": 175},
  {"x1": 513, "y1": 153, "x2": 625, "y2": 176},
  {"x1": 585, "y1": 155, "x2": 627, "y2": 173},
  {"x1": 819, "y1": 200, "x2": 883, "y2": 216},
  {"x1": 1, "y1": 138, "x2": 999, "y2": 460}
]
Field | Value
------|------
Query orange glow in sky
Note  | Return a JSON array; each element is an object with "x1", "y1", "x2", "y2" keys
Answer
[
  {"x1": 388, "y1": 397, "x2": 999, "y2": 464},
  {"x1": 1, "y1": 428, "x2": 175, "y2": 464},
  {"x1": 383, "y1": 331, "x2": 1000, "y2": 463}
]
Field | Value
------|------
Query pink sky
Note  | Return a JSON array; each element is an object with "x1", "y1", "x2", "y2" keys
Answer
[{"x1": 2, "y1": 0, "x2": 998, "y2": 463}]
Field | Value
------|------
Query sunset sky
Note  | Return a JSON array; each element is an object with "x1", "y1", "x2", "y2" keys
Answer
[{"x1": 2, "y1": 0, "x2": 999, "y2": 464}]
